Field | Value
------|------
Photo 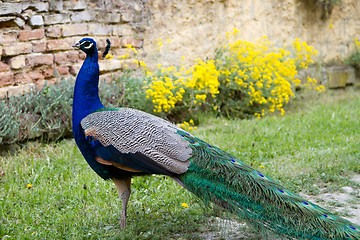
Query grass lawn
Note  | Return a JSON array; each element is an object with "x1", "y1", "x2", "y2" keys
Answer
[{"x1": 1, "y1": 89, "x2": 359, "y2": 239}]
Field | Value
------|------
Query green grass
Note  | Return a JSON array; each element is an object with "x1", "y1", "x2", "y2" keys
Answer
[{"x1": 1, "y1": 89, "x2": 360, "y2": 239}]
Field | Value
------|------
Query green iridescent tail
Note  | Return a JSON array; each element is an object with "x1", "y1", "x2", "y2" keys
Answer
[{"x1": 177, "y1": 130, "x2": 360, "y2": 240}]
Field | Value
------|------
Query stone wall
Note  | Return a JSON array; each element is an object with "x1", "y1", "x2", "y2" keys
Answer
[
  {"x1": 1, "y1": 0, "x2": 360, "y2": 96},
  {"x1": 0, "y1": 0, "x2": 146, "y2": 97},
  {"x1": 143, "y1": 0, "x2": 360, "y2": 67}
]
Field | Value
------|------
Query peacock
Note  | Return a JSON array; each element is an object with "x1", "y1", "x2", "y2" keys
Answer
[{"x1": 72, "y1": 38, "x2": 360, "y2": 239}]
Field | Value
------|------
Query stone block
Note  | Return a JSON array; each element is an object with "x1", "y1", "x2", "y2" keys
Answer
[
  {"x1": 326, "y1": 66, "x2": 348, "y2": 88},
  {"x1": 44, "y1": 13, "x2": 70, "y2": 25},
  {"x1": 3, "y1": 43, "x2": 32, "y2": 56},
  {"x1": 55, "y1": 66, "x2": 70, "y2": 75},
  {"x1": 32, "y1": 41, "x2": 47, "y2": 52},
  {"x1": 14, "y1": 72, "x2": 32, "y2": 84},
  {"x1": 2, "y1": 84, "x2": 35, "y2": 97},
  {"x1": 0, "y1": 31, "x2": 18, "y2": 44},
  {"x1": 29, "y1": 15, "x2": 44, "y2": 26},
  {"x1": 14, "y1": 17, "x2": 25, "y2": 27},
  {"x1": 67, "y1": 51, "x2": 79, "y2": 62},
  {"x1": 121, "y1": 10, "x2": 136, "y2": 23},
  {"x1": 49, "y1": 0, "x2": 63, "y2": 12},
  {"x1": 28, "y1": 69, "x2": 45, "y2": 81},
  {"x1": 99, "y1": 59, "x2": 123, "y2": 72},
  {"x1": 121, "y1": 38, "x2": 143, "y2": 48},
  {"x1": 71, "y1": 10, "x2": 94, "y2": 23},
  {"x1": 19, "y1": 29, "x2": 45, "y2": 41},
  {"x1": 112, "y1": 25, "x2": 134, "y2": 36},
  {"x1": 62, "y1": 24, "x2": 88, "y2": 37},
  {"x1": 88, "y1": 24, "x2": 113, "y2": 35},
  {"x1": 9, "y1": 55, "x2": 26, "y2": 69},
  {"x1": 0, "y1": 3, "x2": 22, "y2": 16},
  {"x1": 41, "y1": 66, "x2": 55, "y2": 78},
  {"x1": 99, "y1": 12, "x2": 121, "y2": 23},
  {"x1": 46, "y1": 26, "x2": 62, "y2": 38},
  {"x1": 70, "y1": 63, "x2": 82, "y2": 75},
  {"x1": 0, "y1": 72, "x2": 14, "y2": 87},
  {"x1": 0, "y1": 62, "x2": 10, "y2": 72},
  {"x1": 64, "y1": 0, "x2": 86, "y2": 10},
  {"x1": 22, "y1": 2, "x2": 49, "y2": 12},
  {"x1": 54, "y1": 52, "x2": 67, "y2": 64},
  {"x1": 108, "y1": 37, "x2": 121, "y2": 47},
  {"x1": 47, "y1": 39, "x2": 73, "y2": 51},
  {"x1": 26, "y1": 54, "x2": 54, "y2": 67}
]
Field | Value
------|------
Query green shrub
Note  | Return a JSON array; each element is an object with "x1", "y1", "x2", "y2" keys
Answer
[{"x1": 0, "y1": 69, "x2": 149, "y2": 145}]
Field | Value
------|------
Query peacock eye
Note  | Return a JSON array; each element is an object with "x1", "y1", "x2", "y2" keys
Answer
[{"x1": 81, "y1": 41, "x2": 93, "y2": 49}]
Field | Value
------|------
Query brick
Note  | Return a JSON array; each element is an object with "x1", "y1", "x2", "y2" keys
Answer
[
  {"x1": 67, "y1": 51, "x2": 79, "y2": 62},
  {"x1": 69, "y1": 63, "x2": 82, "y2": 75},
  {"x1": 29, "y1": 70, "x2": 45, "y2": 81},
  {"x1": 0, "y1": 3, "x2": 22, "y2": 16},
  {"x1": 108, "y1": 37, "x2": 121, "y2": 47},
  {"x1": 32, "y1": 41, "x2": 46, "y2": 52},
  {"x1": 46, "y1": 26, "x2": 62, "y2": 38},
  {"x1": 41, "y1": 66, "x2": 54, "y2": 78},
  {"x1": 88, "y1": 23, "x2": 113, "y2": 35},
  {"x1": 79, "y1": 51, "x2": 86, "y2": 60},
  {"x1": 44, "y1": 13, "x2": 70, "y2": 25},
  {"x1": 54, "y1": 52, "x2": 67, "y2": 64},
  {"x1": 26, "y1": 54, "x2": 54, "y2": 67},
  {"x1": 71, "y1": 10, "x2": 94, "y2": 23},
  {"x1": 29, "y1": 15, "x2": 44, "y2": 26},
  {"x1": 0, "y1": 31, "x2": 18, "y2": 44},
  {"x1": 9, "y1": 55, "x2": 26, "y2": 69},
  {"x1": 19, "y1": 29, "x2": 45, "y2": 41},
  {"x1": 0, "y1": 61, "x2": 10, "y2": 72},
  {"x1": 0, "y1": 72, "x2": 14, "y2": 87},
  {"x1": 22, "y1": 1, "x2": 49, "y2": 12},
  {"x1": 14, "y1": 73, "x2": 32, "y2": 84},
  {"x1": 47, "y1": 39, "x2": 72, "y2": 51},
  {"x1": 62, "y1": 24, "x2": 88, "y2": 37},
  {"x1": 3, "y1": 43, "x2": 32, "y2": 56},
  {"x1": 121, "y1": 38, "x2": 143, "y2": 48},
  {"x1": 56, "y1": 66, "x2": 69, "y2": 75}
]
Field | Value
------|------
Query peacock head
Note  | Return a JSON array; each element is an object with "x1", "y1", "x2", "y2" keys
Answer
[{"x1": 73, "y1": 38, "x2": 97, "y2": 55}]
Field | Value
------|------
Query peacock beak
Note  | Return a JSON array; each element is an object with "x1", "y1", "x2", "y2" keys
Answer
[{"x1": 72, "y1": 42, "x2": 81, "y2": 49}]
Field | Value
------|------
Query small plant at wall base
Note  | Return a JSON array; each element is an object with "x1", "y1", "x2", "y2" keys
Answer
[{"x1": 346, "y1": 38, "x2": 360, "y2": 67}]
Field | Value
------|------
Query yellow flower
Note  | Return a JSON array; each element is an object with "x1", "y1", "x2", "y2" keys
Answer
[
  {"x1": 260, "y1": 165, "x2": 265, "y2": 169},
  {"x1": 181, "y1": 203, "x2": 189, "y2": 208},
  {"x1": 27, "y1": 184, "x2": 32, "y2": 188}
]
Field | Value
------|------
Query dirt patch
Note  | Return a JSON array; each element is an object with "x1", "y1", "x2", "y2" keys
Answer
[{"x1": 300, "y1": 174, "x2": 360, "y2": 225}]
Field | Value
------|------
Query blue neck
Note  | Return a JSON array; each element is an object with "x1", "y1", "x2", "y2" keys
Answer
[{"x1": 72, "y1": 50, "x2": 104, "y2": 133}]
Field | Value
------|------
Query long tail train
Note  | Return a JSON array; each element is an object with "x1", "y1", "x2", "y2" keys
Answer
[{"x1": 177, "y1": 129, "x2": 360, "y2": 240}]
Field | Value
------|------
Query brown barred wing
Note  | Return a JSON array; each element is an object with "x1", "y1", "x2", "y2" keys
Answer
[{"x1": 80, "y1": 108, "x2": 192, "y2": 174}]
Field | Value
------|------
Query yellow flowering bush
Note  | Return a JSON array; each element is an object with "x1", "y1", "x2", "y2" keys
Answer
[
  {"x1": 214, "y1": 31, "x2": 324, "y2": 118},
  {"x1": 109, "y1": 30, "x2": 324, "y2": 123},
  {"x1": 140, "y1": 30, "x2": 324, "y2": 121}
]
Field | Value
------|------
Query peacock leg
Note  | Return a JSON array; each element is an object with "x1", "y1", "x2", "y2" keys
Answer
[{"x1": 112, "y1": 177, "x2": 131, "y2": 228}]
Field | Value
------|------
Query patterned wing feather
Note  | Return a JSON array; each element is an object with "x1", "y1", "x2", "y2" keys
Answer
[{"x1": 81, "y1": 108, "x2": 192, "y2": 174}]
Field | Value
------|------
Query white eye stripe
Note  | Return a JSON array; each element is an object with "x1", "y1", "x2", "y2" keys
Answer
[{"x1": 82, "y1": 42, "x2": 93, "y2": 49}]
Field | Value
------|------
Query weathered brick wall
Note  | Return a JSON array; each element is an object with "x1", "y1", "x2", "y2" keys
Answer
[{"x1": 0, "y1": 0, "x2": 146, "y2": 97}]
